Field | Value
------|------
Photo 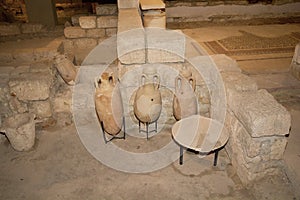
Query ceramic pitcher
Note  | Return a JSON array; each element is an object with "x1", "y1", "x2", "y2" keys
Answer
[
  {"x1": 94, "y1": 72, "x2": 123, "y2": 135},
  {"x1": 134, "y1": 67, "x2": 162, "y2": 123},
  {"x1": 173, "y1": 67, "x2": 198, "y2": 121}
]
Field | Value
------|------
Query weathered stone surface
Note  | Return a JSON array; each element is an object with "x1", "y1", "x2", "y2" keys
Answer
[
  {"x1": 0, "y1": 52, "x2": 13, "y2": 64},
  {"x1": 29, "y1": 60, "x2": 55, "y2": 74},
  {"x1": 225, "y1": 111, "x2": 286, "y2": 184},
  {"x1": 229, "y1": 89, "x2": 291, "y2": 137},
  {"x1": 9, "y1": 96, "x2": 28, "y2": 113},
  {"x1": 2, "y1": 113, "x2": 35, "y2": 151},
  {"x1": 79, "y1": 16, "x2": 97, "y2": 29},
  {"x1": 52, "y1": 89, "x2": 72, "y2": 113},
  {"x1": 63, "y1": 39, "x2": 74, "y2": 52},
  {"x1": 71, "y1": 14, "x2": 86, "y2": 26},
  {"x1": 0, "y1": 23, "x2": 20, "y2": 36},
  {"x1": 221, "y1": 71, "x2": 257, "y2": 92},
  {"x1": 29, "y1": 100, "x2": 52, "y2": 118},
  {"x1": 117, "y1": 9, "x2": 145, "y2": 64},
  {"x1": 97, "y1": 16, "x2": 118, "y2": 28},
  {"x1": 13, "y1": 48, "x2": 35, "y2": 63},
  {"x1": 64, "y1": 26, "x2": 86, "y2": 38},
  {"x1": 96, "y1": 4, "x2": 118, "y2": 16},
  {"x1": 210, "y1": 54, "x2": 241, "y2": 73},
  {"x1": 291, "y1": 43, "x2": 300, "y2": 80},
  {"x1": 139, "y1": 0, "x2": 165, "y2": 10},
  {"x1": 9, "y1": 72, "x2": 53, "y2": 101},
  {"x1": 20, "y1": 23, "x2": 44, "y2": 34},
  {"x1": 73, "y1": 38, "x2": 98, "y2": 49},
  {"x1": 105, "y1": 28, "x2": 117, "y2": 37},
  {"x1": 142, "y1": 11, "x2": 166, "y2": 29},
  {"x1": 86, "y1": 28, "x2": 105, "y2": 38},
  {"x1": 118, "y1": 0, "x2": 139, "y2": 9},
  {"x1": 146, "y1": 29, "x2": 185, "y2": 63}
]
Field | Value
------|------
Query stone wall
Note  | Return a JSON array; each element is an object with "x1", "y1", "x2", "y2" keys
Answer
[
  {"x1": 63, "y1": 4, "x2": 117, "y2": 57},
  {"x1": 0, "y1": 59, "x2": 73, "y2": 129},
  {"x1": 166, "y1": 0, "x2": 300, "y2": 27},
  {"x1": 216, "y1": 56, "x2": 292, "y2": 184},
  {"x1": 0, "y1": 22, "x2": 63, "y2": 42}
]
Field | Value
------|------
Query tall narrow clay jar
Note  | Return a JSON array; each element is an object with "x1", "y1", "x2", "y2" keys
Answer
[
  {"x1": 94, "y1": 72, "x2": 123, "y2": 135},
  {"x1": 173, "y1": 66, "x2": 198, "y2": 120}
]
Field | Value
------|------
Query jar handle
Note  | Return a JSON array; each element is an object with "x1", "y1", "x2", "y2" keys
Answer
[
  {"x1": 189, "y1": 77, "x2": 196, "y2": 91},
  {"x1": 153, "y1": 74, "x2": 160, "y2": 90},
  {"x1": 94, "y1": 77, "x2": 101, "y2": 88},
  {"x1": 175, "y1": 76, "x2": 182, "y2": 92},
  {"x1": 141, "y1": 74, "x2": 146, "y2": 86}
]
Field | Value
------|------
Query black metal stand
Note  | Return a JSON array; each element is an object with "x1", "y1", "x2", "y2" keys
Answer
[
  {"x1": 178, "y1": 145, "x2": 220, "y2": 166},
  {"x1": 101, "y1": 117, "x2": 126, "y2": 144},
  {"x1": 138, "y1": 120, "x2": 158, "y2": 140}
]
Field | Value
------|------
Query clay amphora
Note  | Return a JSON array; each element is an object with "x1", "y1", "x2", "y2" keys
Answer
[
  {"x1": 54, "y1": 54, "x2": 77, "y2": 85},
  {"x1": 134, "y1": 67, "x2": 162, "y2": 123},
  {"x1": 94, "y1": 72, "x2": 123, "y2": 135},
  {"x1": 173, "y1": 67, "x2": 197, "y2": 120}
]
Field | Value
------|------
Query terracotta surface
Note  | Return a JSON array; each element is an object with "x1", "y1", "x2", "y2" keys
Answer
[{"x1": 94, "y1": 72, "x2": 123, "y2": 135}]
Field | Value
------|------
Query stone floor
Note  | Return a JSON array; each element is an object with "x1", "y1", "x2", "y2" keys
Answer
[{"x1": 0, "y1": 23, "x2": 300, "y2": 199}]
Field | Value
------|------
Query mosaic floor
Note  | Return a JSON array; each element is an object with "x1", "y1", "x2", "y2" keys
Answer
[{"x1": 203, "y1": 31, "x2": 300, "y2": 57}]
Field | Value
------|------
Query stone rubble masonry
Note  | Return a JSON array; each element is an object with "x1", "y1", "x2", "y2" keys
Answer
[
  {"x1": 29, "y1": 100, "x2": 52, "y2": 118},
  {"x1": 291, "y1": 42, "x2": 300, "y2": 80},
  {"x1": 0, "y1": 23, "x2": 21, "y2": 36},
  {"x1": 96, "y1": 4, "x2": 118, "y2": 16},
  {"x1": 105, "y1": 28, "x2": 117, "y2": 37},
  {"x1": 79, "y1": 16, "x2": 97, "y2": 29},
  {"x1": 9, "y1": 71, "x2": 54, "y2": 101},
  {"x1": 229, "y1": 89, "x2": 291, "y2": 137},
  {"x1": 225, "y1": 111, "x2": 287, "y2": 184},
  {"x1": 97, "y1": 16, "x2": 118, "y2": 28},
  {"x1": 86, "y1": 28, "x2": 106, "y2": 38},
  {"x1": 73, "y1": 38, "x2": 98, "y2": 50},
  {"x1": 64, "y1": 26, "x2": 86, "y2": 38},
  {"x1": 20, "y1": 23, "x2": 45, "y2": 34}
]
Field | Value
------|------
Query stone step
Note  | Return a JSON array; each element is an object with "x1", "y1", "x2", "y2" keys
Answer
[{"x1": 0, "y1": 37, "x2": 63, "y2": 65}]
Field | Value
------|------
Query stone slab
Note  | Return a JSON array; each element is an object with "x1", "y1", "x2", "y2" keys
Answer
[
  {"x1": 117, "y1": 9, "x2": 145, "y2": 64},
  {"x1": 0, "y1": 23, "x2": 20, "y2": 36},
  {"x1": 64, "y1": 26, "x2": 86, "y2": 38},
  {"x1": 97, "y1": 16, "x2": 118, "y2": 28},
  {"x1": 20, "y1": 23, "x2": 44, "y2": 34},
  {"x1": 210, "y1": 54, "x2": 241, "y2": 73},
  {"x1": 146, "y1": 29, "x2": 185, "y2": 63},
  {"x1": 142, "y1": 10, "x2": 166, "y2": 29},
  {"x1": 9, "y1": 72, "x2": 53, "y2": 101},
  {"x1": 118, "y1": 0, "x2": 139, "y2": 9},
  {"x1": 139, "y1": 0, "x2": 165, "y2": 10},
  {"x1": 86, "y1": 28, "x2": 106, "y2": 38},
  {"x1": 73, "y1": 38, "x2": 98, "y2": 49},
  {"x1": 230, "y1": 89, "x2": 291, "y2": 137},
  {"x1": 79, "y1": 16, "x2": 97, "y2": 29},
  {"x1": 96, "y1": 4, "x2": 117, "y2": 16}
]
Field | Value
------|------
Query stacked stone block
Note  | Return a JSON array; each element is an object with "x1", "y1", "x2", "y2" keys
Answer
[
  {"x1": 64, "y1": 5, "x2": 118, "y2": 54},
  {"x1": 217, "y1": 58, "x2": 292, "y2": 184}
]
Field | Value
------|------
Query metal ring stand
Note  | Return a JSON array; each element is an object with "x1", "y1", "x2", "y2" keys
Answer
[
  {"x1": 138, "y1": 120, "x2": 158, "y2": 140},
  {"x1": 101, "y1": 117, "x2": 126, "y2": 144}
]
